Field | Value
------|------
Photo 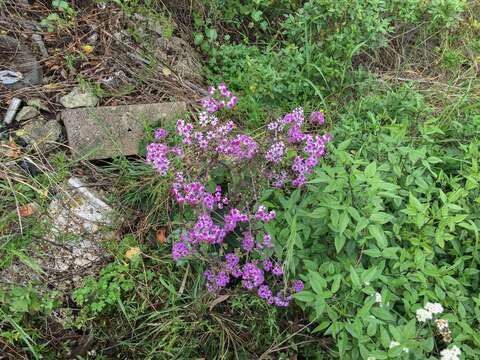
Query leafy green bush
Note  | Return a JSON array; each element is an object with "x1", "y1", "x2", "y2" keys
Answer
[
  {"x1": 262, "y1": 87, "x2": 479, "y2": 358},
  {"x1": 201, "y1": 0, "x2": 469, "y2": 127}
]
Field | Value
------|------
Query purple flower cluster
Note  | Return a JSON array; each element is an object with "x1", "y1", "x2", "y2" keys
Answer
[
  {"x1": 172, "y1": 173, "x2": 228, "y2": 209},
  {"x1": 146, "y1": 84, "x2": 319, "y2": 307},
  {"x1": 217, "y1": 134, "x2": 258, "y2": 160},
  {"x1": 255, "y1": 206, "x2": 276, "y2": 222},
  {"x1": 204, "y1": 270, "x2": 230, "y2": 292},
  {"x1": 202, "y1": 83, "x2": 238, "y2": 112},
  {"x1": 264, "y1": 107, "x2": 332, "y2": 188},
  {"x1": 182, "y1": 214, "x2": 226, "y2": 245},
  {"x1": 224, "y1": 208, "x2": 249, "y2": 232},
  {"x1": 146, "y1": 143, "x2": 170, "y2": 176},
  {"x1": 265, "y1": 141, "x2": 286, "y2": 163},
  {"x1": 172, "y1": 242, "x2": 190, "y2": 261},
  {"x1": 154, "y1": 128, "x2": 168, "y2": 139},
  {"x1": 309, "y1": 111, "x2": 325, "y2": 125},
  {"x1": 242, "y1": 262, "x2": 265, "y2": 290}
]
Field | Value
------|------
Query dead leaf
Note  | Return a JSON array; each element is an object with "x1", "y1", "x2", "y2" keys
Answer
[
  {"x1": 125, "y1": 246, "x2": 141, "y2": 259},
  {"x1": 19, "y1": 203, "x2": 38, "y2": 217},
  {"x1": 2, "y1": 139, "x2": 22, "y2": 159},
  {"x1": 156, "y1": 228, "x2": 167, "y2": 244},
  {"x1": 209, "y1": 294, "x2": 230, "y2": 311}
]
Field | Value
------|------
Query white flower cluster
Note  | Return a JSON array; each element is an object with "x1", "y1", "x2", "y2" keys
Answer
[
  {"x1": 375, "y1": 292, "x2": 382, "y2": 304},
  {"x1": 440, "y1": 345, "x2": 461, "y2": 360},
  {"x1": 416, "y1": 302, "x2": 443, "y2": 322}
]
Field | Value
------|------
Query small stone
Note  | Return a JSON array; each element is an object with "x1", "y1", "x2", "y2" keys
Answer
[
  {"x1": 15, "y1": 106, "x2": 40, "y2": 121},
  {"x1": 60, "y1": 88, "x2": 98, "y2": 108},
  {"x1": 27, "y1": 98, "x2": 50, "y2": 112},
  {"x1": 62, "y1": 101, "x2": 186, "y2": 159}
]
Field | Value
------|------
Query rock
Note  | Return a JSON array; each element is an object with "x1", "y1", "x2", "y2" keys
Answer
[
  {"x1": 0, "y1": 177, "x2": 120, "y2": 293},
  {"x1": 59, "y1": 88, "x2": 99, "y2": 108},
  {"x1": 27, "y1": 97, "x2": 50, "y2": 112},
  {"x1": 15, "y1": 105, "x2": 40, "y2": 121},
  {"x1": 32, "y1": 33, "x2": 49, "y2": 58},
  {"x1": 61, "y1": 101, "x2": 186, "y2": 159},
  {"x1": 17, "y1": 117, "x2": 61, "y2": 152},
  {"x1": 0, "y1": 35, "x2": 43, "y2": 89}
]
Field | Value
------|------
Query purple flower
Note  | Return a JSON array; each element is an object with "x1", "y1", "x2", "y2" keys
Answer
[
  {"x1": 293, "y1": 280, "x2": 304, "y2": 293},
  {"x1": 242, "y1": 232, "x2": 255, "y2": 252},
  {"x1": 226, "y1": 96, "x2": 238, "y2": 109},
  {"x1": 309, "y1": 111, "x2": 325, "y2": 125},
  {"x1": 172, "y1": 242, "x2": 189, "y2": 261},
  {"x1": 185, "y1": 214, "x2": 225, "y2": 245},
  {"x1": 154, "y1": 128, "x2": 168, "y2": 139},
  {"x1": 255, "y1": 206, "x2": 276, "y2": 222},
  {"x1": 242, "y1": 262, "x2": 264, "y2": 290},
  {"x1": 271, "y1": 171, "x2": 288, "y2": 188},
  {"x1": 224, "y1": 208, "x2": 249, "y2": 232},
  {"x1": 272, "y1": 265, "x2": 283, "y2": 276},
  {"x1": 258, "y1": 284, "x2": 273, "y2": 303},
  {"x1": 225, "y1": 253, "x2": 239, "y2": 268},
  {"x1": 217, "y1": 134, "x2": 258, "y2": 160},
  {"x1": 287, "y1": 125, "x2": 306, "y2": 143},
  {"x1": 146, "y1": 143, "x2": 170, "y2": 176},
  {"x1": 265, "y1": 141, "x2": 286, "y2": 163},
  {"x1": 262, "y1": 234, "x2": 273, "y2": 248},
  {"x1": 273, "y1": 294, "x2": 291, "y2": 307},
  {"x1": 216, "y1": 271, "x2": 230, "y2": 288},
  {"x1": 262, "y1": 259, "x2": 272, "y2": 271}
]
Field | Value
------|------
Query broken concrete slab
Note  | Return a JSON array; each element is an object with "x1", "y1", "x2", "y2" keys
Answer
[
  {"x1": 0, "y1": 177, "x2": 121, "y2": 293},
  {"x1": 61, "y1": 101, "x2": 186, "y2": 159}
]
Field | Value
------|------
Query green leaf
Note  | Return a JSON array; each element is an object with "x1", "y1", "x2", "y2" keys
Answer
[
  {"x1": 370, "y1": 212, "x2": 394, "y2": 224},
  {"x1": 371, "y1": 307, "x2": 395, "y2": 321},
  {"x1": 368, "y1": 225, "x2": 388, "y2": 249},
  {"x1": 309, "y1": 271, "x2": 327, "y2": 294},
  {"x1": 335, "y1": 234, "x2": 346, "y2": 253},
  {"x1": 331, "y1": 275, "x2": 342, "y2": 293},
  {"x1": 293, "y1": 290, "x2": 315, "y2": 303},
  {"x1": 365, "y1": 162, "x2": 377, "y2": 177},
  {"x1": 338, "y1": 211, "x2": 350, "y2": 234},
  {"x1": 349, "y1": 266, "x2": 361, "y2": 288}
]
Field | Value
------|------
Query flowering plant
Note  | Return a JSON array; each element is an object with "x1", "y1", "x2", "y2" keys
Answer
[{"x1": 146, "y1": 83, "x2": 331, "y2": 306}]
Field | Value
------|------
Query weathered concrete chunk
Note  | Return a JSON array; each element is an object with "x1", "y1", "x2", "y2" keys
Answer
[
  {"x1": 27, "y1": 97, "x2": 50, "y2": 112},
  {"x1": 17, "y1": 117, "x2": 61, "y2": 152},
  {"x1": 61, "y1": 101, "x2": 186, "y2": 159},
  {"x1": 60, "y1": 87, "x2": 99, "y2": 108},
  {"x1": 16, "y1": 105, "x2": 40, "y2": 121}
]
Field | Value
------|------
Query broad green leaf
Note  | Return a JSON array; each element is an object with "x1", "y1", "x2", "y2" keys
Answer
[
  {"x1": 368, "y1": 224, "x2": 388, "y2": 249},
  {"x1": 365, "y1": 161, "x2": 377, "y2": 177}
]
